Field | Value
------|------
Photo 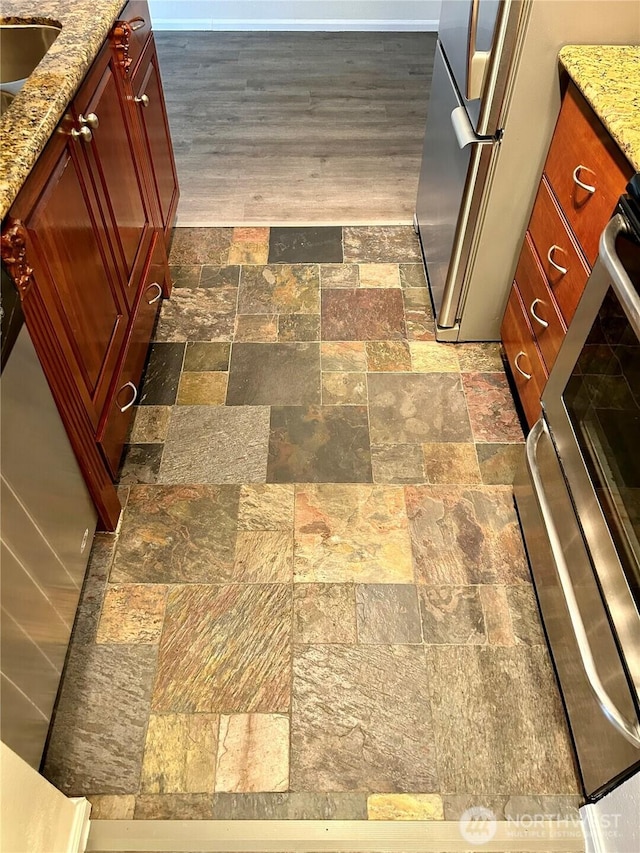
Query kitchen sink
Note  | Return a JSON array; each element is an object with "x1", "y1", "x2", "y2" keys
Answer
[{"x1": 0, "y1": 23, "x2": 61, "y2": 85}]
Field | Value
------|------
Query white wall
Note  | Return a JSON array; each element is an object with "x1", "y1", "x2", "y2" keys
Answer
[
  {"x1": 581, "y1": 771, "x2": 640, "y2": 853},
  {"x1": 148, "y1": 0, "x2": 441, "y2": 31}
]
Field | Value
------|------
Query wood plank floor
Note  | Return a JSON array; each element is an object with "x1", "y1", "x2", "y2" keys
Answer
[{"x1": 154, "y1": 32, "x2": 436, "y2": 225}]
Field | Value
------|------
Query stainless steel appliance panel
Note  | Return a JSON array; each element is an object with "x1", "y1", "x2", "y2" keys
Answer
[
  {"x1": 515, "y1": 421, "x2": 640, "y2": 796},
  {"x1": 0, "y1": 675, "x2": 49, "y2": 769},
  {"x1": 416, "y1": 41, "x2": 474, "y2": 318}
]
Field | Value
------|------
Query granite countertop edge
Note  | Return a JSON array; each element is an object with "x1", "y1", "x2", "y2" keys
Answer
[
  {"x1": 559, "y1": 44, "x2": 640, "y2": 173},
  {"x1": 0, "y1": 0, "x2": 126, "y2": 222}
]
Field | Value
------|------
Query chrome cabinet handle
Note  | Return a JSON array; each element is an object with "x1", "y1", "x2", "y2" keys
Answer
[
  {"x1": 530, "y1": 298, "x2": 549, "y2": 329},
  {"x1": 135, "y1": 93, "x2": 150, "y2": 108},
  {"x1": 79, "y1": 112, "x2": 99, "y2": 129},
  {"x1": 514, "y1": 351, "x2": 531, "y2": 380},
  {"x1": 547, "y1": 245, "x2": 567, "y2": 276},
  {"x1": 572, "y1": 165, "x2": 596, "y2": 194},
  {"x1": 118, "y1": 381, "x2": 138, "y2": 412},
  {"x1": 147, "y1": 282, "x2": 162, "y2": 304},
  {"x1": 526, "y1": 419, "x2": 640, "y2": 749},
  {"x1": 71, "y1": 125, "x2": 92, "y2": 142},
  {"x1": 129, "y1": 16, "x2": 146, "y2": 31}
]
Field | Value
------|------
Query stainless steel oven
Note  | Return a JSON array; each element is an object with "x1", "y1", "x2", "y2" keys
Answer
[{"x1": 514, "y1": 176, "x2": 640, "y2": 800}]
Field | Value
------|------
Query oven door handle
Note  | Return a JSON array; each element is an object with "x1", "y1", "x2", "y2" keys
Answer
[
  {"x1": 527, "y1": 419, "x2": 640, "y2": 749},
  {"x1": 600, "y1": 214, "x2": 640, "y2": 339}
]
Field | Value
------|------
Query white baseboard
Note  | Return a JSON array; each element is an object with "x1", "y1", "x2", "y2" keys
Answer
[
  {"x1": 152, "y1": 18, "x2": 439, "y2": 31},
  {"x1": 67, "y1": 798, "x2": 92, "y2": 853}
]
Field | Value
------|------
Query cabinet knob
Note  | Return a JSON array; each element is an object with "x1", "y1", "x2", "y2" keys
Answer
[
  {"x1": 530, "y1": 298, "x2": 549, "y2": 329},
  {"x1": 71, "y1": 125, "x2": 93, "y2": 143},
  {"x1": 118, "y1": 381, "x2": 138, "y2": 412},
  {"x1": 572, "y1": 165, "x2": 596, "y2": 194},
  {"x1": 514, "y1": 351, "x2": 532, "y2": 380},
  {"x1": 146, "y1": 282, "x2": 162, "y2": 304},
  {"x1": 135, "y1": 93, "x2": 150, "y2": 108},
  {"x1": 546, "y1": 245, "x2": 567, "y2": 276},
  {"x1": 79, "y1": 112, "x2": 99, "y2": 129}
]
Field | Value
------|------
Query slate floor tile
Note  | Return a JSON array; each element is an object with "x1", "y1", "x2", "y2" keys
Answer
[
  {"x1": 355, "y1": 584, "x2": 422, "y2": 644},
  {"x1": 177, "y1": 372, "x2": 228, "y2": 405},
  {"x1": 367, "y1": 793, "x2": 444, "y2": 820},
  {"x1": 371, "y1": 444, "x2": 425, "y2": 484},
  {"x1": 426, "y1": 645, "x2": 579, "y2": 794},
  {"x1": 320, "y1": 263, "x2": 359, "y2": 288},
  {"x1": 321, "y1": 341, "x2": 367, "y2": 372},
  {"x1": 86, "y1": 795, "x2": 135, "y2": 820},
  {"x1": 228, "y1": 242, "x2": 269, "y2": 265},
  {"x1": 399, "y1": 263, "x2": 427, "y2": 289},
  {"x1": 462, "y1": 373, "x2": 524, "y2": 443},
  {"x1": 321, "y1": 372, "x2": 367, "y2": 405},
  {"x1": 227, "y1": 343, "x2": 321, "y2": 406},
  {"x1": 476, "y1": 442, "x2": 523, "y2": 485},
  {"x1": 238, "y1": 484, "x2": 295, "y2": 531},
  {"x1": 199, "y1": 265, "x2": 241, "y2": 289},
  {"x1": 170, "y1": 264, "x2": 201, "y2": 288},
  {"x1": 422, "y1": 442, "x2": 481, "y2": 485},
  {"x1": 110, "y1": 485, "x2": 240, "y2": 584},
  {"x1": 169, "y1": 227, "x2": 233, "y2": 265},
  {"x1": 215, "y1": 714, "x2": 289, "y2": 792},
  {"x1": 155, "y1": 289, "x2": 236, "y2": 342},
  {"x1": 269, "y1": 226, "x2": 343, "y2": 263},
  {"x1": 294, "y1": 484, "x2": 413, "y2": 583},
  {"x1": 140, "y1": 713, "x2": 219, "y2": 794},
  {"x1": 278, "y1": 314, "x2": 320, "y2": 341},
  {"x1": 234, "y1": 314, "x2": 278, "y2": 342},
  {"x1": 267, "y1": 405, "x2": 372, "y2": 483},
  {"x1": 365, "y1": 340, "x2": 411, "y2": 372},
  {"x1": 152, "y1": 584, "x2": 291, "y2": 713},
  {"x1": 129, "y1": 407, "x2": 171, "y2": 443},
  {"x1": 239, "y1": 265, "x2": 319, "y2": 314},
  {"x1": 293, "y1": 583, "x2": 357, "y2": 644},
  {"x1": 159, "y1": 406, "x2": 270, "y2": 484},
  {"x1": 118, "y1": 444, "x2": 163, "y2": 485},
  {"x1": 405, "y1": 485, "x2": 530, "y2": 586},
  {"x1": 457, "y1": 342, "x2": 504, "y2": 373},
  {"x1": 506, "y1": 586, "x2": 545, "y2": 645},
  {"x1": 42, "y1": 644, "x2": 157, "y2": 795},
  {"x1": 210, "y1": 792, "x2": 367, "y2": 820},
  {"x1": 96, "y1": 585, "x2": 167, "y2": 644},
  {"x1": 343, "y1": 226, "x2": 422, "y2": 263},
  {"x1": 232, "y1": 531, "x2": 294, "y2": 582},
  {"x1": 322, "y1": 289, "x2": 405, "y2": 341},
  {"x1": 409, "y1": 342, "x2": 459, "y2": 372},
  {"x1": 134, "y1": 794, "x2": 214, "y2": 820},
  {"x1": 139, "y1": 342, "x2": 185, "y2": 405},
  {"x1": 291, "y1": 644, "x2": 437, "y2": 792},
  {"x1": 368, "y1": 373, "x2": 472, "y2": 444},
  {"x1": 358, "y1": 263, "x2": 400, "y2": 288},
  {"x1": 70, "y1": 534, "x2": 116, "y2": 645},
  {"x1": 184, "y1": 342, "x2": 230, "y2": 371},
  {"x1": 418, "y1": 586, "x2": 486, "y2": 645}
]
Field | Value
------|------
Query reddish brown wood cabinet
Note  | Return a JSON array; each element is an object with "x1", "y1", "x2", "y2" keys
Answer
[
  {"x1": 501, "y1": 81, "x2": 632, "y2": 429},
  {"x1": 1, "y1": 1, "x2": 178, "y2": 530}
]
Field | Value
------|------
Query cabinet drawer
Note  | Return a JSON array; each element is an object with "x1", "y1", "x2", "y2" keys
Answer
[
  {"x1": 501, "y1": 284, "x2": 547, "y2": 429},
  {"x1": 515, "y1": 233, "x2": 566, "y2": 372},
  {"x1": 98, "y1": 234, "x2": 164, "y2": 476},
  {"x1": 544, "y1": 83, "x2": 632, "y2": 266},
  {"x1": 529, "y1": 177, "x2": 590, "y2": 324},
  {"x1": 113, "y1": 0, "x2": 152, "y2": 76}
]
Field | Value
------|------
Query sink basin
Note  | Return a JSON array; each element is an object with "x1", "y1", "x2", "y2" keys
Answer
[{"x1": 0, "y1": 24, "x2": 61, "y2": 85}]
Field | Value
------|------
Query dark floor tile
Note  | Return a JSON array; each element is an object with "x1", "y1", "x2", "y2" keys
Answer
[
  {"x1": 169, "y1": 227, "x2": 233, "y2": 265},
  {"x1": 43, "y1": 644, "x2": 157, "y2": 795},
  {"x1": 138, "y1": 343, "x2": 185, "y2": 406},
  {"x1": 170, "y1": 264, "x2": 201, "y2": 288},
  {"x1": 155, "y1": 288, "x2": 236, "y2": 342},
  {"x1": 343, "y1": 226, "x2": 422, "y2": 263},
  {"x1": 110, "y1": 485, "x2": 240, "y2": 584},
  {"x1": 462, "y1": 373, "x2": 524, "y2": 443},
  {"x1": 368, "y1": 373, "x2": 472, "y2": 444},
  {"x1": 267, "y1": 405, "x2": 372, "y2": 483},
  {"x1": 227, "y1": 343, "x2": 321, "y2": 406},
  {"x1": 70, "y1": 534, "x2": 117, "y2": 645},
  {"x1": 355, "y1": 585, "x2": 422, "y2": 644},
  {"x1": 238, "y1": 265, "x2": 319, "y2": 314},
  {"x1": 426, "y1": 645, "x2": 579, "y2": 795},
  {"x1": 152, "y1": 584, "x2": 291, "y2": 713},
  {"x1": 419, "y1": 586, "x2": 486, "y2": 644},
  {"x1": 199, "y1": 265, "x2": 241, "y2": 288},
  {"x1": 291, "y1": 644, "x2": 437, "y2": 792},
  {"x1": 405, "y1": 485, "x2": 530, "y2": 586},
  {"x1": 134, "y1": 794, "x2": 214, "y2": 820},
  {"x1": 442, "y1": 793, "x2": 582, "y2": 822},
  {"x1": 268, "y1": 226, "x2": 343, "y2": 263},
  {"x1": 399, "y1": 263, "x2": 427, "y2": 288},
  {"x1": 278, "y1": 314, "x2": 321, "y2": 342},
  {"x1": 118, "y1": 444, "x2": 163, "y2": 485},
  {"x1": 322, "y1": 289, "x2": 405, "y2": 340},
  {"x1": 159, "y1": 406, "x2": 270, "y2": 484},
  {"x1": 184, "y1": 341, "x2": 231, "y2": 372},
  {"x1": 211, "y1": 792, "x2": 367, "y2": 820}
]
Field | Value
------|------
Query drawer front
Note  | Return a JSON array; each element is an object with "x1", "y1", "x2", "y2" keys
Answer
[
  {"x1": 544, "y1": 83, "x2": 632, "y2": 266},
  {"x1": 515, "y1": 233, "x2": 566, "y2": 372},
  {"x1": 98, "y1": 233, "x2": 164, "y2": 476},
  {"x1": 501, "y1": 284, "x2": 547, "y2": 429},
  {"x1": 113, "y1": 0, "x2": 152, "y2": 76},
  {"x1": 528, "y1": 177, "x2": 590, "y2": 324}
]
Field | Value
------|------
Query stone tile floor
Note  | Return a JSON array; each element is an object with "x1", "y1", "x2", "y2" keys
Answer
[{"x1": 43, "y1": 226, "x2": 582, "y2": 822}]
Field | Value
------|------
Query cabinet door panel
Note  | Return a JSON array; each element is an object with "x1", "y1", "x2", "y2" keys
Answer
[
  {"x1": 133, "y1": 38, "x2": 179, "y2": 237},
  {"x1": 26, "y1": 145, "x2": 127, "y2": 420},
  {"x1": 79, "y1": 59, "x2": 153, "y2": 307}
]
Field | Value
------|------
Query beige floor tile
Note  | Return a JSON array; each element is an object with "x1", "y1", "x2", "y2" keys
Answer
[
  {"x1": 177, "y1": 372, "x2": 228, "y2": 405},
  {"x1": 130, "y1": 406, "x2": 171, "y2": 443},
  {"x1": 320, "y1": 341, "x2": 367, "y2": 371},
  {"x1": 358, "y1": 263, "x2": 400, "y2": 288},
  {"x1": 409, "y1": 341, "x2": 459, "y2": 372},
  {"x1": 141, "y1": 713, "x2": 219, "y2": 794},
  {"x1": 215, "y1": 714, "x2": 289, "y2": 792},
  {"x1": 228, "y1": 242, "x2": 269, "y2": 265},
  {"x1": 322, "y1": 372, "x2": 367, "y2": 405},
  {"x1": 96, "y1": 584, "x2": 166, "y2": 644},
  {"x1": 238, "y1": 484, "x2": 295, "y2": 530},
  {"x1": 480, "y1": 585, "x2": 515, "y2": 646},
  {"x1": 293, "y1": 583, "x2": 357, "y2": 643},
  {"x1": 87, "y1": 794, "x2": 135, "y2": 820},
  {"x1": 233, "y1": 531, "x2": 294, "y2": 582},
  {"x1": 367, "y1": 793, "x2": 444, "y2": 820},
  {"x1": 423, "y1": 442, "x2": 481, "y2": 485}
]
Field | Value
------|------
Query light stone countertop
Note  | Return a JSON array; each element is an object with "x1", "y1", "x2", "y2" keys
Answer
[
  {"x1": 0, "y1": 0, "x2": 126, "y2": 221},
  {"x1": 559, "y1": 45, "x2": 640, "y2": 172}
]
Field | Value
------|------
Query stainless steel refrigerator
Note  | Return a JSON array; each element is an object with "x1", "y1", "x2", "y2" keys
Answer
[{"x1": 415, "y1": 0, "x2": 640, "y2": 342}]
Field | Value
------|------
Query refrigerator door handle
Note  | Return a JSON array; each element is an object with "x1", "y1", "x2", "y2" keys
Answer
[
  {"x1": 450, "y1": 106, "x2": 494, "y2": 150},
  {"x1": 467, "y1": 0, "x2": 491, "y2": 99}
]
